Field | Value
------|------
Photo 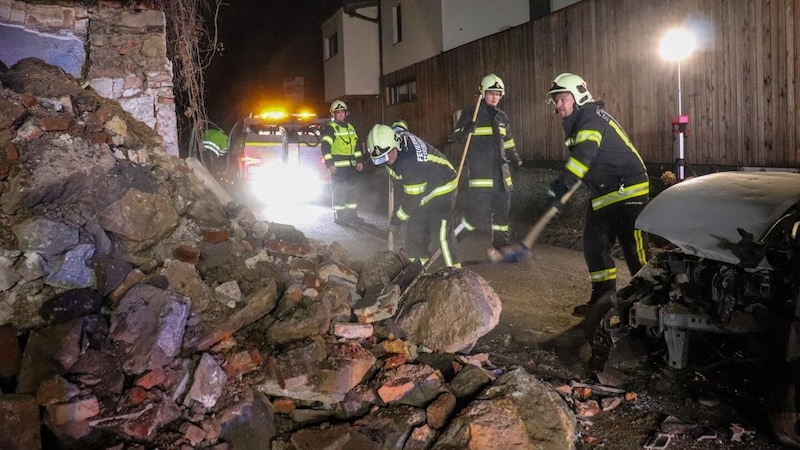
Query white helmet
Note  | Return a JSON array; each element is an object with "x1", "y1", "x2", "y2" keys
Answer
[
  {"x1": 329, "y1": 100, "x2": 347, "y2": 114},
  {"x1": 480, "y1": 74, "x2": 505, "y2": 96},
  {"x1": 546, "y1": 73, "x2": 593, "y2": 107},
  {"x1": 366, "y1": 124, "x2": 401, "y2": 165}
]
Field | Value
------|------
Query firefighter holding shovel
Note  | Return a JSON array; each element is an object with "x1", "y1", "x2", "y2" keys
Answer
[
  {"x1": 453, "y1": 74, "x2": 523, "y2": 261},
  {"x1": 545, "y1": 73, "x2": 651, "y2": 317},
  {"x1": 366, "y1": 124, "x2": 461, "y2": 268}
]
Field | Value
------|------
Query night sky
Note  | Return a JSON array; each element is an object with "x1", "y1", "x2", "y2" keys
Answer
[{"x1": 204, "y1": 0, "x2": 343, "y2": 131}]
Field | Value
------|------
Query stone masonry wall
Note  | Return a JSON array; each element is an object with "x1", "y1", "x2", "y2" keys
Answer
[{"x1": 0, "y1": 0, "x2": 179, "y2": 156}]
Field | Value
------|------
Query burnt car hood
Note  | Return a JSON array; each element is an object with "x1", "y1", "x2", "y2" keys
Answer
[{"x1": 636, "y1": 171, "x2": 800, "y2": 268}]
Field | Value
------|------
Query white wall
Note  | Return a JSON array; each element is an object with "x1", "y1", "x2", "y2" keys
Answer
[
  {"x1": 344, "y1": 7, "x2": 380, "y2": 96},
  {"x1": 441, "y1": 0, "x2": 529, "y2": 52},
  {"x1": 322, "y1": 12, "x2": 346, "y2": 100},
  {"x1": 322, "y1": 7, "x2": 380, "y2": 101},
  {"x1": 381, "y1": 0, "x2": 443, "y2": 74}
]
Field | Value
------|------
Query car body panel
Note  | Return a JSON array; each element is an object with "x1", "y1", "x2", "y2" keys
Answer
[{"x1": 636, "y1": 171, "x2": 800, "y2": 269}]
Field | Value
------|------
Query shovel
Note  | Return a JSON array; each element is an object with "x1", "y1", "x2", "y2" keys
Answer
[{"x1": 486, "y1": 181, "x2": 582, "y2": 263}]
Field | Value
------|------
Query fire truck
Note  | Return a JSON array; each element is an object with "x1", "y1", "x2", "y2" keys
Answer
[{"x1": 225, "y1": 110, "x2": 329, "y2": 204}]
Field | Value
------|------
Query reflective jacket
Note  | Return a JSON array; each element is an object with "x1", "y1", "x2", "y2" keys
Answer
[
  {"x1": 555, "y1": 101, "x2": 649, "y2": 210},
  {"x1": 321, "y1": 120, "x2": 361, "y2": 169},
  {"x1": 454, "y1": 101, "x2": 521, "y2": 192},
  {"x1": 202, "y1": 128, "x2": 228, "y2": 157},
  {"x1": 386, "y1": 131, "x2": 458, "y2": 226}
]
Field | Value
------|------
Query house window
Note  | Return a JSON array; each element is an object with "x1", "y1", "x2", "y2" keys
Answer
[
  {"x1": 387, "y1": 79, "x2": 416, "y2": 105},
  {"x1": 392, "y1": 5, "x2": 402, "y2": 44},
  {"x1": 325, "y1": 32, "x2": 338, "y2": 59}
]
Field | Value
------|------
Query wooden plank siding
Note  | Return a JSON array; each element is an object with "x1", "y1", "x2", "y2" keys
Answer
[{"x1": 377, "y1": 0, "x2": 800, "y2": 171}]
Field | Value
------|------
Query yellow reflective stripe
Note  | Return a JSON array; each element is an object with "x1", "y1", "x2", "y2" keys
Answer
[
  {"x1": 473, "y1": 126, "x2": 493, "y2": 136},
  {"x1": 492, "y1": 224, "x2": 509, "y2": 232},
  {"x1": 396, "y1": 207, "x2": 410, "y2": 221},
  {"x1": 574, "y1": 129, "x2": 602, "y2": 146},
  {"x1": 404, "y1": 182, "x2": 427, "y2": 195},
  {"x1": 323, "y1": 154, "x2": 333, "y2": 161},
  {"x1": 469, "y1": 179, "x2": 493, "y2": 188},
  {"x1": 420, "y1": 179, "x2": 457, "y2": 206},
  {"x1": 460, "y1": 217, "x2": 475, "y2": 231},
  {"x1": 591, "y1": 181, "x2": 650, "y2": 210},
  {"x1": 608, "y1": 120, "x2": 646, "y2": 167},
  {"x1": 439, "y1": 219, "x2": 455, "y2": 267},
  {"x1": 333, "y1": 160, "x2": 353, "y2": 167},
  {"x1": 634, "y1": 229, "x2": 648, "y2": 267},
  {"x1": 590, "y1": 268, "x2": 617, "y2": 282},
  {"x1": 245, "y1": 142, "x2": 283, "y2": 147},
  {"x1": 503, "y1": 139, "x2": 515, "y2": 149},
  {"x1": 429, "y1": 154, "x2": 455, "y2": 171},
  {"x1": 565, "y1": 156, "x2": 589, "y2": 178},
  {"x1": 387, "y1": 167, "x2": 402, "y2": 181},
  {"x1": 505, "y1": 175, "x2": 513, "y2": 186},
  {"x1": 497, "y1": 126, "x2": 507, "y2": 136}
]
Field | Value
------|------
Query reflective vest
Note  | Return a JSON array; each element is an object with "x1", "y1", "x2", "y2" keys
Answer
[
  {"x1": 202, "y1": 129, "x2": 228, "y2": 157},
  {"x1": 321, "y1": 121, "x2": 360, "y2": 168}
]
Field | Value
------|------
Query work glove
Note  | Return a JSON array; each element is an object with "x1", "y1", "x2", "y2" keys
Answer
[
  {"x1": 546, "y1": 180, "x2": 569, "y2": 209},
  {"x1": 462, "y1": 121, "x2": 476, "y2": 135}
]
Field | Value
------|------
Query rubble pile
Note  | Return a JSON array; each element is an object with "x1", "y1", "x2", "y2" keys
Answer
[{"x1": 0, "y1": 58, "x2": 580, "y2": 449}]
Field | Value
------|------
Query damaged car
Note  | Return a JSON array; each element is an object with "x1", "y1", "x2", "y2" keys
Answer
[{"x1": 588, "y1": 171, "x2": 800, "y2": 447}]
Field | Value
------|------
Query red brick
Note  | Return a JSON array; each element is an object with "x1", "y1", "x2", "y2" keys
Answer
[
  {"x1": 129, "y1": 386, "x2": 149, "y2": 404},
  {"x1": 135, "y1": 368, "x2": 167, "y2": 389},
  {"x1": 19, "y1": 94, "x2": 37, "y2": 108},
  {"x1": 272, "y1": 397, "x2": 295, "y2": 414},
  {"x1": 40, "y1": 116, "x2": 74, "y2": 131},
  {"x1": 202, "y1": 229, "x2": 229, "y2": 243},
  {"x1": 174, "y1": 245, "x2": 200, "y2": 265},
  {"x1": 95, "y1": 104, "x2": 115, "y2": 123}
]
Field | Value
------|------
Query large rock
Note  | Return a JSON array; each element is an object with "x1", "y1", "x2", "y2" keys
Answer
[
  {"x1": 432, "y1": 368, "x2": 577, "y2": 449},
  {"x1": 395, "y1": 268, "x2": 501, "y2": 353}
]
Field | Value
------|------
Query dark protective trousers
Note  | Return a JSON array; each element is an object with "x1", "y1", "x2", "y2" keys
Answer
[
  {"x1": 405, "y1": 193, "x2": 459, "y2": 267},
  {"x1": 331, "y1": 166, "x2": 360, "y2": 218},
  {"x1": 583, "y1": 199, "x2": 651, "y2": 302},
  {"x1": 463, "y1": 189, "x2": 511, "y2": 248}
]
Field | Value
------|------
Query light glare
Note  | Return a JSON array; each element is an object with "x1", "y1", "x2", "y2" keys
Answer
[{"x1": 660, "y1": 28, "x2": 696, "y2": 62}]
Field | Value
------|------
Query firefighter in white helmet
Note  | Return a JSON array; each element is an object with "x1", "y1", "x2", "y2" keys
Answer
[
  {"x1": 367, "y1": 124, "x2": 460, "y2": 268},
  {"x1": 546, "y1": 72, "x2": 651, "y2": 316},
  {"x1": 321, "y1": 100, "x2": 364, "y2": 224},
  {"x1": 453, "y1": 73, "x2": 523, "y2": 259}
]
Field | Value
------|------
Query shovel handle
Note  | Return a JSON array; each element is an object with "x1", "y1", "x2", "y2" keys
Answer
[
  {"x1": 455, "y1": 92, "x2": 484, "y2": 183},
  {"x1": 521, "y1": 181, "x2": 582, "y2": 249}
]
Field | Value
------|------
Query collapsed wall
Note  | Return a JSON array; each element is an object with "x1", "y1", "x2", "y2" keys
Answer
[{"x1": 0, "y1": 0, "x2": 179, "y2": 155}]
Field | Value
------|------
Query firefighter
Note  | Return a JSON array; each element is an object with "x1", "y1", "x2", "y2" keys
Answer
[
  {"x1": 201, "y1": 127, "x2": 228, "y2": 174},
  {"x1": 453, "y1": 74, "x2": 523, "y2": 258},
  {"x1": 545, "y1": 73, "x2": 651, "y2": 317},
  {"x1": 391, "y1": 119, "x2": 409, "y2": 132},
  {"x1": 321, "y1": 100, "x2": 364, "y2": 224},
  {"x1": 366, "y1": 124, "x2": 460, "y2": 268}
]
